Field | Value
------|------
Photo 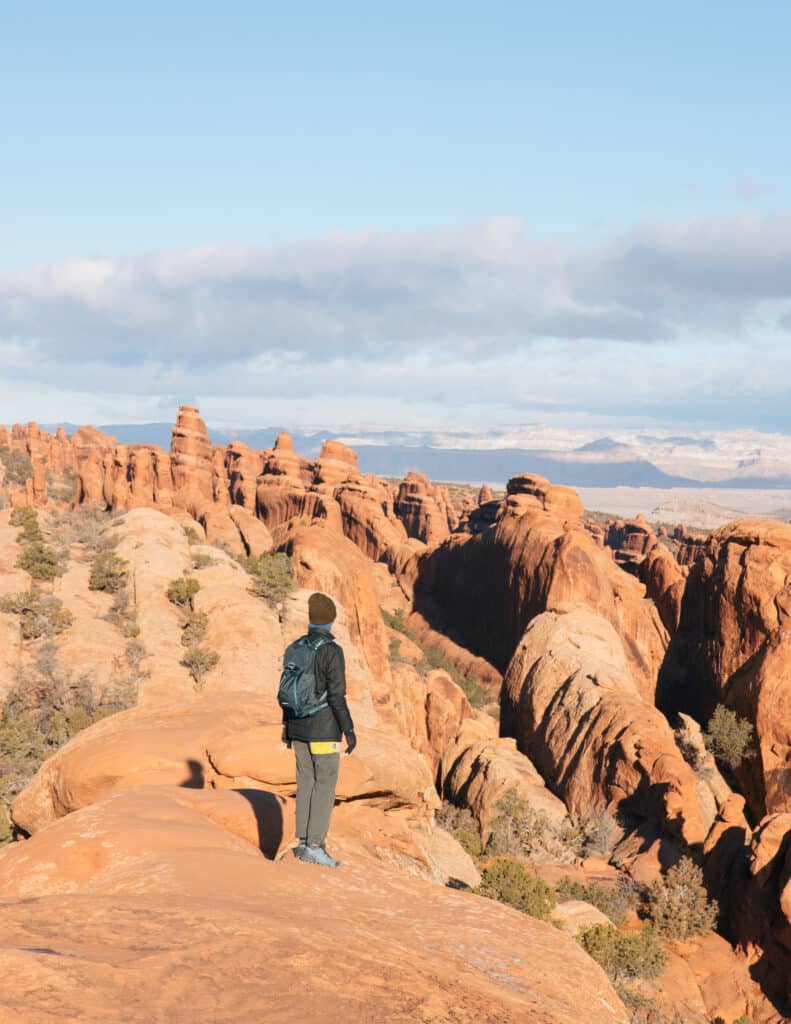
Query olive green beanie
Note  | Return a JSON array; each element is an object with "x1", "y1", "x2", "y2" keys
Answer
[{"x1": 308, "y1": 592, "x2": 337, "y2": 625}]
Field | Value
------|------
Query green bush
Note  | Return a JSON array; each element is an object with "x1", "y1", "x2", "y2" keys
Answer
[
  {"x1": 486, "y1": 788, "x2": 552, "y2": 859},
  {"x1": 382, "y1": 608, "x2": 408, "y2": 633},
  {"x1": 10, "y1": 506, "x2": 35, "y2": 527},
  {"x1": 13, "y1": 507, "x2": 43, "y2": 544},
  {"x1": 89, "y1": 549, "x2": 128, "y2": 592},
  {"x1": 388, "y1": 637, "x2": 402, "y2": 660},
  {"x1": 476, "y1": 858, "x2": 556, "y2": 920},
  {"x1": 0, "y1": 448, "x2": 33, "y2": 487},
  {"x1": 192, "y1": 553, "x2": 214, "y2": 570},
  {"x1": 381, "y1": 607, "x2": 489, "y2": 709},
  {"x1": 555, "y1": 876, "x2": 638, "y2": 926},
  {"x1": 181, "y1": 646, "x2": 220, "y2": 688},
  {"x1": 705, "y1": 704, "x2": 754, "y2": 770},
  {"x1": 579, "y1": 923, "x2": 666, "y2": 982},
  {"x1": 167, "y1": 576, "x2": 200, "y2": 609},
  {"x1": 420, "y1": 644, "x2": 489, "y2": 708},
  {"x1": 242, "y1": 552, "x2": 294, "y2": 606},
  {"x1": 0, "y1": 648, "x2": 140, "y2": 841},
  {"x1": 16, "y1": 540, "x2": 60, "y2": 580},
  {"x1": 435, "y1": 801, "x2": 483, "y2": 858},
  {"x1": 647, "y1": 857, "x2": 718, "y2": 940},
  {"x1": 181, "y1": 611, "x2": 208, "y2": 647},
  {"x1": 0, "y1": 588, "x2": 73, "y2": 639}
]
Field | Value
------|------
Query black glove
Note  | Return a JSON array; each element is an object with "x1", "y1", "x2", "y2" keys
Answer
[
  {"x1": 344, "y1": 731, "x2": 357, "y2": 755},
  {"x1": 281, "y1": 725, "x2": 291, "y2": 749}
]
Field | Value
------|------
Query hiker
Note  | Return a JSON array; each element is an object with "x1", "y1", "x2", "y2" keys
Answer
[{"x1": 279, "y1": 592, "x2": 356, "y2": 868}]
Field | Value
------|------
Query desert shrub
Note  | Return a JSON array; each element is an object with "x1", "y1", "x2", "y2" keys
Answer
[
  {"x1": 381, "y1": 608, "x2": 489, "y2": 708},
  {"x1": 181, "y1": 611, "x2": 208, "y2": 647},
  {"x1": 382, "y1": 608, "x2": 408, "y2": 632},
  {"x1": 10, "y1": 506, "x2": 35, "y2": 527},
  {"x1": 181, "y1": 646, "x2": 220, "y2": 688},
  {"x1": 16, "y1": 540, "x2": 60, "y2": 580},
  {"x1": 0, "y1": 708, "x2": 49, "y2": 838},
  {"x1": 13, "y1": 507, "x2": 43, "y2": 543},
  {"x1": 167, "y1": 575, "x2": 200, "y2": 609},
  {"x1": 476, "y1": 858, "x2": 556, "y2": 921},
  {"x1": 647, "y1": 857, "x2": 718, "y2": 940},
  {"x1": 579, "y1": 923, "x2": 666, "y2": 982},
  {"x1": 124, "y1": 639, "x2": 147, "y2": 671},
  {"x1": 0, "y1": 646, "x2": 140, "y2": 838},
  {"x1": 486, "y1": 788, "x2": 552, "y2": 858},
  {"x1": 242, "y1": 552, "x2": 294, "y2": 606},
  {"x1": 192, "y1": 553, "x2": 213, "y2": 570},
  {"x1": 89, "y1": 549, "x2": 128, "y2": 592},
  {"x1": 435, "y1": 801, "x2": 483, "y2": 858},
  {"x1": 0, "y1": 588, "x2": 73, "y2": 639},
  {"x1": 0, "y1": 447, "x2": 33, "y2": 487},
  {"x1": 183, "y1": 526, "x2": 200, "y2": 543},
  {"x1": 555, "y1": 876, "x2": 638, "y2": 926},
  {"x1": 388, "y1": 637, "x2": 402, "y2": 660},
  {"x1": 705, "y1": 704, "x2": 754, "y2": 770},
  {"x1": 562, "y1": 806, "x2": 621, "y2": 859},
  {"x1": 420, "y1": 644, "x2": 489, "y2": 708},
  {"x1": 616, "y1": 987, "x2": 663, "y2": 1023},
  {"x1": 48, "y1": 505, "x2": 111, "y2": 553}
]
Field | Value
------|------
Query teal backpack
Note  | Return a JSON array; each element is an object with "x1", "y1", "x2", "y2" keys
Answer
[{"x1": 277, "y1": 633, "x2": 332, "y2": 719}]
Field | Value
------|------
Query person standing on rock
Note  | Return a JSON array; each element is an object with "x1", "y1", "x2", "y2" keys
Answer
[{"x1": 279, "y1": 592, "x2": 356, "y2": 868}]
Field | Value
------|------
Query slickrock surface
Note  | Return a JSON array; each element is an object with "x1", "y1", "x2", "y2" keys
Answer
[{"x1": 0, "y1": 783, "x2": 628, "y2": 1024}]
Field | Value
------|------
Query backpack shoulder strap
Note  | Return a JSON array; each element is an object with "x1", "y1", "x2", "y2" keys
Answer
[{"x1": 306, "y1": 632, "x2": 333, "y2": 651}]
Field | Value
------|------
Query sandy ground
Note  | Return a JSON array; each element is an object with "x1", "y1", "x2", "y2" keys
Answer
[{"x1": 577, "y1": 487, "x2": 791, "y2": 530}]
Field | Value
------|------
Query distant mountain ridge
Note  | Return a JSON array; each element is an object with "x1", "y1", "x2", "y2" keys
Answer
[{"x1": 38, "y1": 422, "x2": 791, "y2": 488}]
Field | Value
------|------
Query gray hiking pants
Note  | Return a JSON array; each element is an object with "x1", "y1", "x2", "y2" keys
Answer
[{"x1": 293, "y1": 740, "x2": 340, "y2": 847}]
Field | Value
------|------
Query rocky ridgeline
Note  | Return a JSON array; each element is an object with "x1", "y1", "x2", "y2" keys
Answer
[{"x1": 1, "y1": 410, "x2": 791, "y2": 1019}]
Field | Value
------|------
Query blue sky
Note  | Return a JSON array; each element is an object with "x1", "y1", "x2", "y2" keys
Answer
[{"x1": 1, "y1": 3, "x2": 790, "y2": 431}]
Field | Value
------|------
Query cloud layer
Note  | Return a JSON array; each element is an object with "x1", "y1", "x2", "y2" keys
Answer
[{"x1": 1, "y1": 214, "x2": 790, "y2": 428}]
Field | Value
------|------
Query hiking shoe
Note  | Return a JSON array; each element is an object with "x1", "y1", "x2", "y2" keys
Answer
[
  {"x1": 304, "y1": 845, "x2": 340, "y2": 868},
  {"x1": 293, "y1": 843, "x2": 310, "y2": 861}
]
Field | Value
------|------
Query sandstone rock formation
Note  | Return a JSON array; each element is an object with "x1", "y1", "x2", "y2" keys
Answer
[
  {"x1": 659, "y1": 519, "x2": 791, "y2": 819},
  {"x1": 640, "y1": 540, "x2": 686, "y2": 634},
  {"x1": 394, "y1": 471, "x2": 452, "y2": 545},
  {"x1": 704, "y1": 796, "x2": 791, "y2": 1015},
  {"x1": 605, "y1": 515, "x2": 656, "y2": 573},
  {"x1": 501, "y1": 606, "x2": 715, "y2": 852},
  {"x1": 412, "y1": 473, "x2": 668, "y2": 701},
  {"x1": 675, "y1": 522, "x2": 708, "y2": 566}
]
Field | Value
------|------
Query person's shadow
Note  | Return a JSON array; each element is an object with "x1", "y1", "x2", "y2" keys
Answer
[
  {"x1": 179, "y1": 760, "x2": 284, "y2": 860},
  {"x1": 235, "y1": 789, "x2": 284, "y2": 860}
]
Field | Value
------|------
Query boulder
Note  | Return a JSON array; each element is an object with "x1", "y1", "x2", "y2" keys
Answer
[{"x1": 502, "y1": 606, "x2": 709, "y2": 847}]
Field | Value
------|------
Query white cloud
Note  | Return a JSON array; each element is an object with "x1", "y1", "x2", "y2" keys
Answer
[{"x1": 1, "y1": 214, "x2": 791, "y2": 428}]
